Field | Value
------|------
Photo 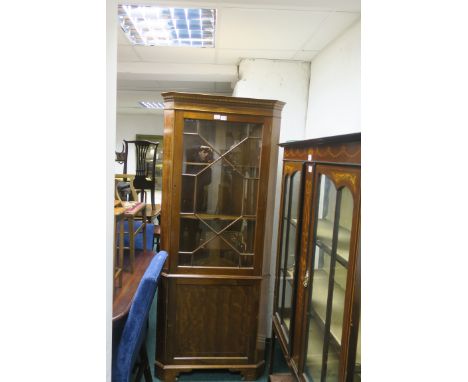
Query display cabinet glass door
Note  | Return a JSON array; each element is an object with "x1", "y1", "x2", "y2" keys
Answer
[
  {"x1": 275, "y1": 162, "x2": 303, "y2": 347},
  {"x1": 303, "y1": 166, "x2": 359, "y2": 382},
  {"x1": 178, "y1": 117, "x2": 263, "y2": 268}
]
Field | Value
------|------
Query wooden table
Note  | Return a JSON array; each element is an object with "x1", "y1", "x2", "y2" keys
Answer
[
  {"x1": 112, "y1": 249, "x2": 156, "y2": 357},
  {"x1": 113, "y1": 249, "x2": 156, "y2": 321}
]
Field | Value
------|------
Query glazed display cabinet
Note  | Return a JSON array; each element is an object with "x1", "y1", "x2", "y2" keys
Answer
[
  {"x1": 271, "y1": 133, "x2": 361, "y2": 382},
  {"x1": 156, "y1": 92, "x2": 284, "y2": 381}
]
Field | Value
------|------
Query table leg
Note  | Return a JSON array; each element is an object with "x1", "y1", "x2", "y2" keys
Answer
[
  {"x1": 129, "y1": 217, "x2": 135, "y2": 273},
  {"x1": 118, "y1": 217, "x2": 124, "y2": 287}
]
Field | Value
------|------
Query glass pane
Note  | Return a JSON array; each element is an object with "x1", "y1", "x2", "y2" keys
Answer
[
  {"x1": 278, "y1": 171, "x2": 301, "y2": 336},
  {"x1": 277, "y1": 175, "x2": 290, "y2": 324},
  {"x1": 326, "y1": 188, "x2": 354, "y2": 379},
  {"x1": 244, "y1": 179, "x2": 259, "y2": 216},
  {"x1": 354, "y1": 321, "x2": 361, "y2": 382},
  {"x1": 249, "y1": 124, "x2": 263, "y2": 138},
  {"x1": 182, "y1": 134, "x2": 218, "y2": 175},
  {"x1": 290, "y1": 171, "x2": 301, "y2": 223},
  {"x1": 315, "y1": 176, "x2": 337, "y2": 253},
  {"x1": 181, "y1": 175, "x2": 195, "y2": 213},
  {"x1": 193, "y1": 158, "x2": 245, "y2": 216},
  {"x1": 305, "y1": 175, "x2": 337, "y2": 381},
  {"x1": 179, "y1": 119, "x2": 263, "y2": 268},
  {"x1": 305, "y1": 176, "x2": 355, "y2": 381},
  {"x1": 325, "y1": 261, "x2": 346, "y2": 381},
  {"x1": 220, "y1": 219, "x2": 256, "y2": 254},
  {"x1": 336, "y1": 188, "x2": 353, "y2": 262},
  {"x1": 183, "y1": 118, "x2": 197, "y2": 133},
  {"x1": 306, "y1": 246, "x2": 331, "y2": 382},
  {"x1": 192, "y1": 236, "x2": 239, "y2": 267},
  {"x1": 224, "y1": 138, "x2": 262, "y2": 178}
]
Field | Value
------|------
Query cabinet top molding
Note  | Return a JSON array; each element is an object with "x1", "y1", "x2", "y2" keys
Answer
[
  {"x1": 280, "y1": 133, "x2": 361, "y2": 148},
  {"x1": 162, "y1": 91, "x2": 285, "y2": 118}
]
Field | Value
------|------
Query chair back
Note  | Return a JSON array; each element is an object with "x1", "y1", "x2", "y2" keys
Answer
[
  {"x1": 123, "y1": 140, "x2": 159, "y2": 181},
  {"x1": 112, "y1": 251, "x2": 168, "y2": 382}
]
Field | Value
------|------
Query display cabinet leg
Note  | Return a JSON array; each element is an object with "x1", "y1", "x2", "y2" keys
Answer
[
  {"x1": 231, "y1": 365, "x2": 264, "y2": 382},
  {"x1": 155, "y1": 366, "x2": 180, "y2": 382}
]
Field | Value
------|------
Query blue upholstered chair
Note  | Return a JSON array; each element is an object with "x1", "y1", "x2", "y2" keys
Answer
[{"x1": 112, "y1": 251, "x2": 168, "y2": 382}]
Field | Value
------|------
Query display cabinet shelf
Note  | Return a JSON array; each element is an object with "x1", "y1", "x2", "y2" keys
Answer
[
  {"x1": 310, "y1": 270, "x2": 345, "y2": 346},
  {"x1": 316, "y1": 219, "x2": 351, "y2": 264},
  {"x1": 184, "y1": 162, "x2": 260, "y2": 168},
  {"x1": 179, "y1": 213, "x2": 257, "y2": 221}
]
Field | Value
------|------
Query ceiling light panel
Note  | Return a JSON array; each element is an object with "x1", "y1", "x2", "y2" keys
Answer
[
  {"x1": 118, "y1": 5, "x2": 216, "y2": 47},
  {"x1": 139, "y1": 101, "x2": 165, "y2": 109}
]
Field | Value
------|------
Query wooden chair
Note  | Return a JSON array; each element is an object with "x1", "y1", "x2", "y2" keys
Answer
[{"x1": 122, "y1": 140, "x2": 159, "y2": 211}]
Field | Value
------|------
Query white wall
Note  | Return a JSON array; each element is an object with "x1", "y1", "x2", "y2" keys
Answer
[
  {"x1": 233, "y1": 58, "x2": 310, "y2": 339},
  {"x1": 305, "y1": 19, "x2": 361, "y2": 138},
  {"x1": 115, "y1": 113, "x2": 164, "y2": 174},
  {"x1": 107, "y1": 1, "x2": 117, "y2": 381}
]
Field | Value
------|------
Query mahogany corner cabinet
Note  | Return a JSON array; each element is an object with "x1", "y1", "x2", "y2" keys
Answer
[
  {"x1": 271, "y1": 133, "x2": 361, "y2": 382},
  {"x1": 155, "y1": 92, "x2": 285, "y2": 381}
]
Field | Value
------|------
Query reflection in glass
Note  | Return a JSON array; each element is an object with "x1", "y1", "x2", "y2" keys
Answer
[
  {"x1": 277, "y1": 171, "x2": 301, "y2": 338},
  {"x1": 178, "y1": 119, "x2": 263, "y2": 268},
  {"x1": 192, "y1": 236, "x2": 239, "y2": 267},
  {"x1": 277, "y1": 175, "x2": 289, "y2": 333},
  {"x1": 306, "y1": 243, "x2": 332, "y2": 382},
  {"x1": 305, "y1": 174, "x2": 354, "y2": 381}
]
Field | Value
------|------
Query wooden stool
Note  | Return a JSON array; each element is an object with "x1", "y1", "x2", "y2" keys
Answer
[
  {"x1": 122, "y1": 201, "x2": 147, "y2": 273},
  {"x1": 113, "y1": 205, "x2": 125, "y2": 293}
]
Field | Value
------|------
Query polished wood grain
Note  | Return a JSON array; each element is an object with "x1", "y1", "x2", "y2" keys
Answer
[
  {"x1": 162, "y1": 92, "x2": 285, "y2": 118},
  {"x1": 171, "y1": 278, "x2": 258, "y2": 360},
  {"x1": 281, "y1": 133, "x2": 361, "y2": 165},
  {"x1": 157, "y1": 92, "x2": 284, "y2": 381},
  {"x1": 113, "y1": 249, "x2": 155, "y2": 322}
]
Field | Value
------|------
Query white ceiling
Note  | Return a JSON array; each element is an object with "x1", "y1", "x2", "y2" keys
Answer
[{"x1": 116, "y1": 0, "x2": 360, "y2": 114}]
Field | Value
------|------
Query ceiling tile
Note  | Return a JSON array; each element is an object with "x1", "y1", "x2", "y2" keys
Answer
[
  {"x1": 118, "y1": 28, "x2": 132, "y2": 46},
  {"x1": 118, "y1": 46, "x2": 141, "y2": 62},
  {"x1": 199, "y1": 0, "x2": 360, "y2": 12},
  {"x1": 217, "y1": 8, "x2": 329, "y2": 50},
  {"x1": 302, "y1": 12, "x2": 360, "y2": 51},
  {"x1": 291, "y1": 50, "x2": 320, "y2": 61},
  {"x1": 133, "y1": 46, "x2": 217, "y2": 64},
  {"x1": 216, "y1": 49, "x2": 299, "y2": 64}
]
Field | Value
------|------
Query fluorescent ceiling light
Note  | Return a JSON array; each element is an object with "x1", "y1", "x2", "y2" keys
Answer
[
  {"x1": 118, "y1": 5, "x2": 216, "y2": 47},
  {"x1": 139, "y1": 101, "x2": 165, "y2": 109}
]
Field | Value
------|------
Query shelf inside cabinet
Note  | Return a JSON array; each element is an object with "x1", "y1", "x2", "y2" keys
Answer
[
  {"x1": 310, "y1": 269, "x2": 345, "y2": 347},
  {"x1": 180, "y1": 213, "x2": 256, "y2": 221},
  {"x1": 315, "y1": 219, "x2": 351, "y2": 265},
  {"x1": 184, "y1": 161, "x2": 260, "y2": 168},
  {"x1": 306, "y1": 319, "x2": 341, "y2": 378}
]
